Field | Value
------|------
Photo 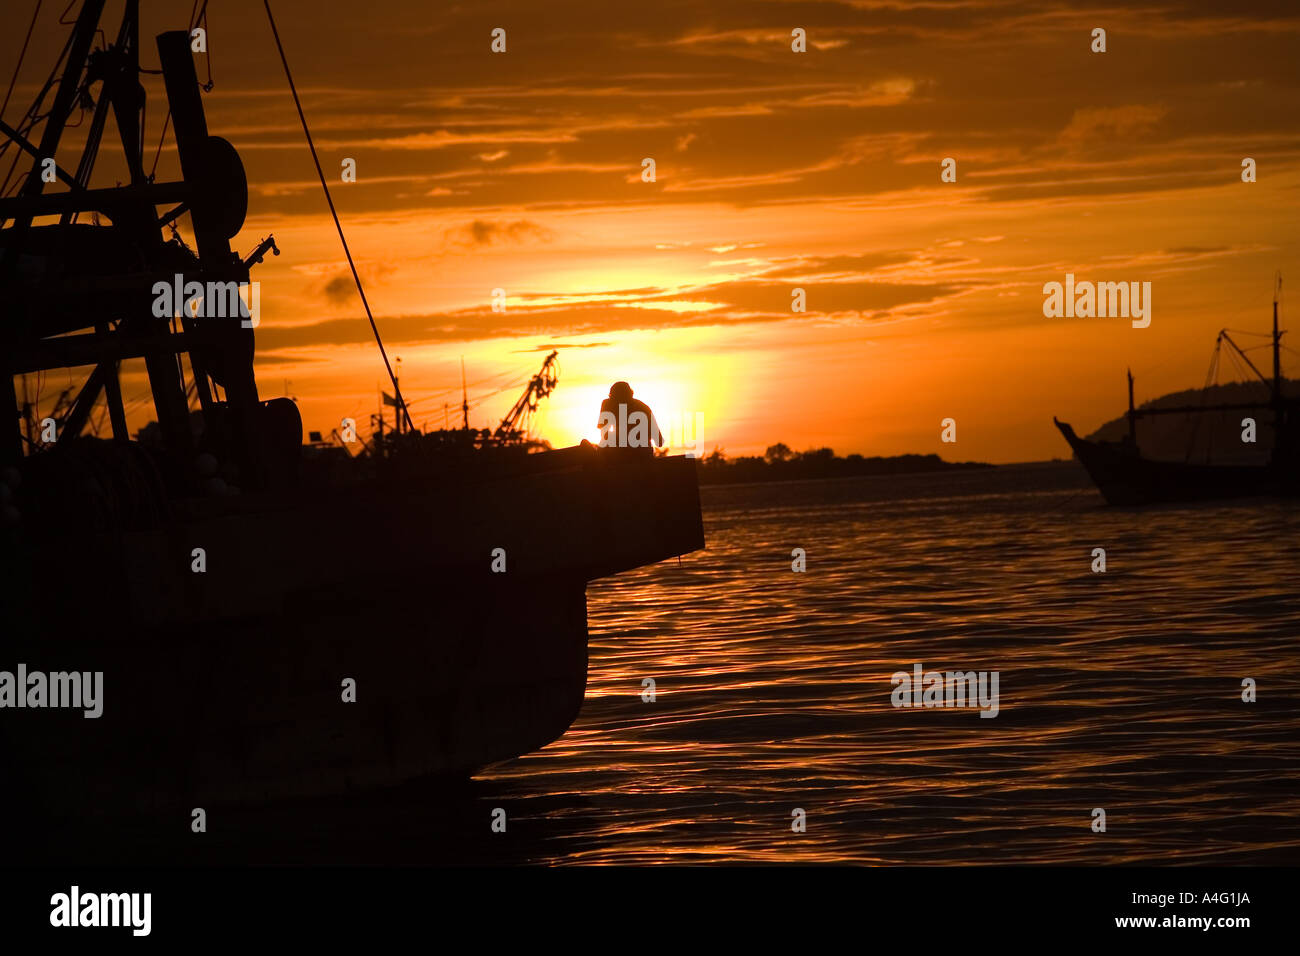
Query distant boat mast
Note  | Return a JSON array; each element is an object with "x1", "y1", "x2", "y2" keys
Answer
[
  {"x1": 1273, "y1": 272, "x2": 1284, "y2": 408},
  {"x1": 461, "y1": 357, "x2": 469, "y2": 431}
]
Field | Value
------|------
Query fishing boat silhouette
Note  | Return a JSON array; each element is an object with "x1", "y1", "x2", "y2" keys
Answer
[
  {"x1": 1055, "y1": 278, "x2": 1297, "y2": 504},
  {"x1": 0, "y1": 0, "x2": 704, "y2": 819}
]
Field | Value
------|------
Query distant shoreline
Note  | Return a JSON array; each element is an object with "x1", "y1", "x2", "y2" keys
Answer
[
  {"x1": 693, "y1": 447, "x2": 999, "y2": 486},
  {"x1": 694, "y1": 459, "x2": 1095, "y2": 508}
]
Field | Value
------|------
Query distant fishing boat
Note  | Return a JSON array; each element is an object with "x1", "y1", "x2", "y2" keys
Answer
[
  {"x1": 1054, "y1": 280, "x2": 1298, "y2": 505},
  {"x1": 0, "y1": 1, "x2": 703, "y2": 819}
]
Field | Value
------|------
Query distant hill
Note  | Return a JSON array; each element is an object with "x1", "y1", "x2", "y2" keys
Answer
[{"x1": 1086, "y1": 378, "x2": 1297, "y2": 465}]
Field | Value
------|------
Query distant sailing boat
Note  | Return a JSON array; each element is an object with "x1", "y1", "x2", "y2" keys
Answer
[{"x1": 1054, "y1": 278, "x2": 1298, "y2": 505}]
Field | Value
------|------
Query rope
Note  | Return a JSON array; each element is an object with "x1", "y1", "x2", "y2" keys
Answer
[
  {"x1": 403, "y1": 366, "x2": 532, "y2": 407},
  {"x1": 148, "y1": 111, "x2": 169, "y2": 181},
  {"x1": 0, "y1": 6, "x2": 72, "y2": 195},
  {"x1": 0, "y1": 0, "x2": 43, "y2": 124},
  {"x1": 262, "y1": 0, "x2": 411, "y2": 431},
  {"x1": 195, "y1": 0, "x2": 213, "y2": 91},
  {"x1": 149, "y1": 0, "x2": 211, "y2": 181}
]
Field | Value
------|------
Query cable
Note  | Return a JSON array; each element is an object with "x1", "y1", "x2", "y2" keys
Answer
[
  {"x1": 262, "y1": 0, "x2": 411, "y2": 431},
  {"x1": 0, "y1": 8, "x2": 78, "y2": 198},
  {"x1": 193, "y1": 0, "x2": 213, "y2": 91},
  {"x1": 148, "y1": 111, "x2": 170, "y2": 180},
  {"x1": 148, "y1": 1, "x2": 210, "y2": 181},
  {"x1": 403, "y1": 366, "x2": 531, "y2": 407},
  {"x1": 1, "y1": 0, "x2": 43, "y2": 124}
]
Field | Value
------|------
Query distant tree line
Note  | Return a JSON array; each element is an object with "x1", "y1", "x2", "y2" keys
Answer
[{"x1": 693, "y1": 443, "x2": 992, "y2": 484}]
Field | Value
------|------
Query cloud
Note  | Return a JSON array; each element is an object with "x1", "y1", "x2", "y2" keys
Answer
[
  {"x1": 515, "y1": 341, "x2": 611, "y2": 351},
  {"x1": 762, "y1": 251, "x2": 915, "y2": 280},
  {"x1": 323, "y1": 275, "x2": 356, "y2": 304},
  {"x1": 446, "y1": 219, "x2": 555, "y2": 247},
  {"x1": 1057, "y1": 105, "x2": 1167, "y2": 150},
  {"x1": 256, "y1": 267, "x2": 968, "y2": 355}
]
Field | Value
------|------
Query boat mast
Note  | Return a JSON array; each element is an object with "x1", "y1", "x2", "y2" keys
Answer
[
  {"x1": 1126, "y1": 368, "x2": 1136, "y2": 443},
  {"x1": 1, "y1": 0, "x2": 108, "y2": 465},
  {"x1": 1273, "y1": 273, "x2": 1283, "y2": 407},
  {"x1": 1274, "y1": 273, "x2": 1289, "y2": 461}
]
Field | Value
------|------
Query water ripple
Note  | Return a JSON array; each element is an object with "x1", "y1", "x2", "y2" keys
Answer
[{"x1": 481, "y1": 464, "x2": 1300, "y2": 865}]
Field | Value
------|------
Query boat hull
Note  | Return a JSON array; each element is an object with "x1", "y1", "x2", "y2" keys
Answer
[
  {"x1": 1053, "y1": 418, "x2": 1295, "y2": 505},
  {"x1": 0, "y1": 448, "x2": 704, "y2": 818}
]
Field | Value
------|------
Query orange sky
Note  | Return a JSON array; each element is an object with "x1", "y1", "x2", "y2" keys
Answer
[{"x1": 5, "y1": 0, "x2": 1300, "y2": 462}]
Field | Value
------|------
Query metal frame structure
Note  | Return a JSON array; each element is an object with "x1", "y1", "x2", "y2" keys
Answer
[{"x1": 1, "y1": 0, "x2": 274, "y2": 490}]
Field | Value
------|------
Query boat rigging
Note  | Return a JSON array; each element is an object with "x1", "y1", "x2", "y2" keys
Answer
[{"x1": 1054, "y1": 276, "x2": 1296, "y2": 504}]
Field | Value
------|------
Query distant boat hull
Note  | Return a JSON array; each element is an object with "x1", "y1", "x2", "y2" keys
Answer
[{"x1": 1053, "y1": 418, "x2": 1295, "y2": 505}]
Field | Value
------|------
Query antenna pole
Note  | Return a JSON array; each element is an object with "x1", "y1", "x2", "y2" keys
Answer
[{"x1": 461, "y1": 357, "x2": 469, "y2": 431}]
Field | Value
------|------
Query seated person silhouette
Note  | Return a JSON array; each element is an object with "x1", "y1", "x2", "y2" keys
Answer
[{"x1": 595, "y1": 381, "x2": 664, "y2": 455}]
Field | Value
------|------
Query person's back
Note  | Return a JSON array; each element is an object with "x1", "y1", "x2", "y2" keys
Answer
[{"x1": 597, "y1": 382, "x2": 663, "y2": 454}]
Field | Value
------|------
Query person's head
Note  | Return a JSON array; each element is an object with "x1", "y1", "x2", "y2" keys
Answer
[{"x1": 609, "y1": 381, "x2": 634, "y2": 402}]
